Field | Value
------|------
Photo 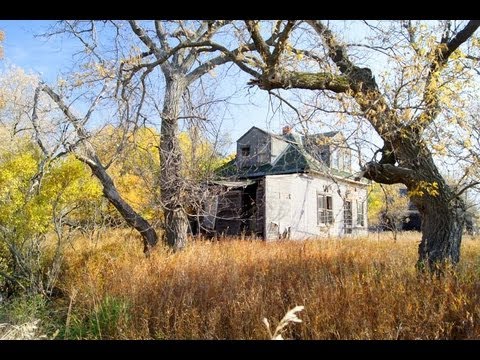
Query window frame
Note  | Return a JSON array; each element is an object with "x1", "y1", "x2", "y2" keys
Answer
[
  {"x1": 241, "y1": 146, "x2": 251, "y2": 157},
  {"x1": 356, "y1": 200, "x2": 365, "y2": 227},
  {"x1": 317, "y1": 192, "x2": 334, "y2": 226}
]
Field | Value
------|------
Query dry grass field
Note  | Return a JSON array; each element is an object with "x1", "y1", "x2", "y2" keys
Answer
[{"x1": 52, "y1": 230, "x2": 480, "y2": 339}]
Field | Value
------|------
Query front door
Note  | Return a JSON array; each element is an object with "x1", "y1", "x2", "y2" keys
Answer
[{"x1": 344, "y1": 201, "x2": 353, "y2": 234}]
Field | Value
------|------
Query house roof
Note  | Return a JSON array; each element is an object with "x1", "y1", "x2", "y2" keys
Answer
[
  {"x1": 236, "y1": 126, "x2": 281, "y2": 143},
  {"x1": 217, "y1": 127, "x2": 368, "y2": 184},
  {"x1": 210, "y1": 179, "x2": 256, "y2": 188}
]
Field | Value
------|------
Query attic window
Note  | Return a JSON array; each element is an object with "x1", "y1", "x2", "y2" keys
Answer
[{"x1": 241, "y1": 146, "x2": 251, "y2": 156}]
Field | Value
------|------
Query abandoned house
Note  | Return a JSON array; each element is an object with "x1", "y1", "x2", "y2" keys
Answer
[{"x1": 201, "y1": 126, "x2": 369, "y2": 240}]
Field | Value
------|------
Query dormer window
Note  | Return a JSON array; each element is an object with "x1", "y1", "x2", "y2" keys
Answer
[
  {"x1": 241, "y1": 146, "x2": 251, "y2": 156},
  {"x1": 330, "y1": 147, "x2": 352, "y2": 173}
]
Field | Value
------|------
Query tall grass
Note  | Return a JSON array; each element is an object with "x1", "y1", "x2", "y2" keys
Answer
[{"x1": 56, "y1": 230, "x2": 480, "y2": 339}]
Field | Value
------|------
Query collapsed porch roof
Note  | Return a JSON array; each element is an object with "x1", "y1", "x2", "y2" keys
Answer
[{"x1": 210, "y1": 179, "x2": 256, "y2": 188}]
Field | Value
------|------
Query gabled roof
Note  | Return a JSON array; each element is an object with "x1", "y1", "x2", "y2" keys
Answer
[
  {"x1": 236, "y1": 126, "x2": 342, "y2": 146},
  {"x1": 236, "y1": 126, "x2": 267, "y2": 143},
  {"x1": 217, "y1": 129, "x2": 367, "y2": 184}
]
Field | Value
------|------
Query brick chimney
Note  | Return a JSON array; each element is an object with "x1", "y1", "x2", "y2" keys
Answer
[{"x1": 282, "y1": 125, "x2": 292, "y2": 135}]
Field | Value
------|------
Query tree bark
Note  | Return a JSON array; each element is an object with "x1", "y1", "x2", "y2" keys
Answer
[
  {"x1": 164, "y1": 207, "x2": 189, "y2": 250},
  {"x1": 88, "y1": 162, "x2": 158, "y2": 254},
  {"x1": 364, "y1": 134, "x2": 466, "y2": 271},
  {"x1": 413, "y1": 189, "x2": 465, "y2": 271},
  {"x1": 160, "y1": 75, "x2": 189, "y2": 251}
]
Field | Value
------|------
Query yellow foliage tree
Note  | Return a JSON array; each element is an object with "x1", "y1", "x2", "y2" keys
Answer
[
  {"x1": 368, "y1": 183, "x2": 410, "y2": 238},
  {"x1": 91, "y1": 126, "x2": 227, "y2": 224},
  {"x1": 178, "y1": 131, "x2": 231, "y2": 181},
  {"x1": 92, "y1": 126, "x2": 160, "y2": 222},
  {"x1": 0, "y1": 134, "x2": 102, "y2": 294}
]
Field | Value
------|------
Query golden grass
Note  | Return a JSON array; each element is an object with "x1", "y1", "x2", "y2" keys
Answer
[{"x1": 57, "y1": 230, "x2": 480, "y2": 339}]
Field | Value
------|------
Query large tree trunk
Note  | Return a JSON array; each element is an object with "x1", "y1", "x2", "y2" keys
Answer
[
  {"x1": 164, "y1": 207, "x2": 189, "y2": 250},
  {"x1": 88, "y1": 161, "x2": 158, "y2": 253},
  {"x1": 414, "y1": 194, "x2": 466, "y2": 271},
  {"x1": 160, "y1": 75, "x2": 189, "y2": 251},
  {"x1": 393, "y1": 136, "x2": 466, "y2": 271},
  {"x1": 363, "y1": 134, "x2": 467, "y2": 270},
  {"x1": 400, "y1": 138, "x2": 466, "y2": 271}
]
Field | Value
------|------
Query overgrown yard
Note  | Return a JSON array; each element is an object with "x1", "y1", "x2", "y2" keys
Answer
[{"x1": 2, "y1": 231, "x2": 480, "y2": 339}]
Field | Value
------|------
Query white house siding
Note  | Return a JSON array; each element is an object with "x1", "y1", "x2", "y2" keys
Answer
[{"x1": 264, "y1": 174, "x2": 368, "y2": 240}]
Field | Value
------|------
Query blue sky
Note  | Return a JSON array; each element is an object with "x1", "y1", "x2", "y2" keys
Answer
[
  {"x1": 0, "y1": 20, "x2": 82, "y2": 82},
  {"x1": 0, "y1": 20, "x2": 287, "y2": 152}
]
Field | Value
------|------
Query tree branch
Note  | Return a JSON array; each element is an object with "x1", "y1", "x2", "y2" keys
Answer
[
  {"x1": 357, "y1": 162, "x2": 415, "y2": 185},
  {"x1": 83, "y1": 82, "x2": 108, "y2": 124},
  {"x1": 40, "y1": 83, "x2": 91, "y2": 142},
  {"x1": 450, "y1": 181, "x2": 480, "y2": 202},
  {"x1": 186, "y1": 43, "x2": 261, "y2": 83},
  {"x1": 31, "y1": 86, "x2": 49, "y2": 155},
  {"x1": 442, "y1": 20, "x2": 480, "y2": 60},
  {"x1": 306, "y1": 20, "x2": 354, "y2": 73},
  {"x1": 154, "y1": 20, "x2": 170, "y2": 51},
  {"x1": 248, "y1": 70, "x2": 350, "y2": 92},
  {"x1": 415, "y1": 20, "x2": 480, "y2": 128},
  {"x1": 245, "y1": 20, "x2": 271, "y2": 63},
  {"x1": 405, "y1": 20, "x2": 421, "y2": 56},
  {"x1": 180, "y1": 21, "x2": 231, "y2": 73},
  {"x1": 268, "y1": 20, "x2": 296, "y2": 67},
  {"x1": 128, "y1": 20, "x2": 162, "y2": 57}
]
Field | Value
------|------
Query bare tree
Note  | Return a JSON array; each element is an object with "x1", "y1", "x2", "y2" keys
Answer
[
  {"x1": 46, "y1": 20, "x2": 268, "y2": 250},
  {"x1": 227, "y1": 20, "x2": 480, "y2": 270},
  {"x1": 123, "y1": 20, "x2": 264, "y2": 250}
]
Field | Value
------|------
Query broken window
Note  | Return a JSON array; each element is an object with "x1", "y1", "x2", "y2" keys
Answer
[
  {"x1": 317, "y1": 193, "x2": 334, "y2": 225},
  {"x1": 241, "y1": 146, "x2": 251, "y2": 156}
]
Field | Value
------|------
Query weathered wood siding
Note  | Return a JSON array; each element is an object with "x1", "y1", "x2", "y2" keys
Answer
[
  {"x1": 236, "y1": 128, "x2": 271, "y2": 168},
  {"x1": 265, "y1": 175, "x2": 292, "y2": 239},
  {"x1": 255, "y1": 178, "x2": 265, "y2": 237},
  {"x1": 264, "y1": 174, "x2": 368, "y2": 240},
  {"x1": 215, "y1": 189, "x2": 243, "y2": 236}
]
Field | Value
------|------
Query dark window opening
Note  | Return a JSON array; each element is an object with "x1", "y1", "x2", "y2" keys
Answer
[{"x1": 241, "y1": 146, "x2": 250, "y2": 156}]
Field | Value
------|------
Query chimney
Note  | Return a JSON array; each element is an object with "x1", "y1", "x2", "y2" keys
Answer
[{"x1": 282, "y1": 125, "x2": 292, "y2": 135}]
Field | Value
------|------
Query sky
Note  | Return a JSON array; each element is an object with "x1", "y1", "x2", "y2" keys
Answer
[
  {"x1": 0, "y1": 21, "x2": 80, "y2": 82},
  {"x1": 0, "y1": 20, "x2": 288, "y2": 153}
]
